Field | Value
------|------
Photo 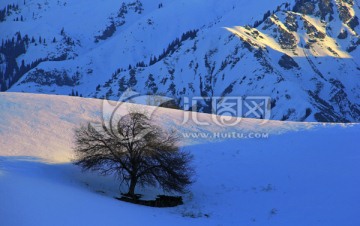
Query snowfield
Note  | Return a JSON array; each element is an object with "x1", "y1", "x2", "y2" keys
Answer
[{"x1": 0, "y1": 93, "x2": 359, "y2": 226}]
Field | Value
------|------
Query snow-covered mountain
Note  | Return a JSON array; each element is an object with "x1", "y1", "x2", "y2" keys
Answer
[
  {"x1": 1, "y1": 0, "x2": 360, "y2": 122},
  {"x1": 1, "y1": 93, "x2": 359, "y2": 226}
]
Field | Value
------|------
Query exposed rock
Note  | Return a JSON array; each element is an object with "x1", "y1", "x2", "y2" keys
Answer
[
  {"x1": 293, "y1": 0, "x2": 316, "y2": 15},
  {"x1": 284, "y1": 12, "x2": 299, "y2": 32},
  {"x1": 348, "y1": 16, "x2": 359, "y2": 30},
  {"x1": 337, "y1": 29, "x2": 348, "y2": 39},
  {"x1": 278, "y1": 27, "x2": 298, "y2": 49},
  {"x1": 278, "y1": 54, "x2": 299, "y2": 70},
  {"x1": 317, "y1": 0, "x2": 334, "y2": 20},
  {"x1": 338, "y1": 5, "x2": 352, "y2": 22},
  {"x1": 21, "y1": 69, "x2": 80, "y2": 87},
  {"x1": 303, "y1": 19, "x2": 326, "y2": 39}
]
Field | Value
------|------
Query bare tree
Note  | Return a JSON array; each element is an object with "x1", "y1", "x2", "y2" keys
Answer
[{"x1": 73, "y1": 110, "x2": 194, "y2": 198}]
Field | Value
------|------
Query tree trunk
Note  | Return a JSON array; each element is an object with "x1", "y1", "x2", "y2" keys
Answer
[{"x1": 127, "y1": 177, "x2": 137, "y2": 198}]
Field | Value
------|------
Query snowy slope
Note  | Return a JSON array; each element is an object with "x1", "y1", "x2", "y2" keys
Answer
[
  {"x1": 0, "y1": 92, "x2": 316, "y2": 162},
  {"x1": 1, "y1": 0, "x2": 360, "y2": 122},
  {"x1": 0, "y1": 93, "x2": 359, "y2": 226}
]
